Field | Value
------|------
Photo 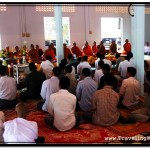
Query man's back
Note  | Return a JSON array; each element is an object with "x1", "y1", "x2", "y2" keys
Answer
[
  {"x1": 41, "y1": 76, "x2": 60, "y2": 112},
  {"x1": 0, "y1": 76, "x2": 16, "y2": 100},
  {"x1": 120, "y1": 77, "x2": 140, "y2": 108},
  {"x1": 40, "y1": 60, "x2": 54, "y2": 79},
  {"x1": 48, "y1": 90, "x2": 76, "y2": 131},
  {"x1": 3, "y1": 118, "x2": 38, "y2": 143},
  {"x1": 92, "y1": 86, "x2": 120, "y2": 126},
  {"x1": 118, "y1": 60, "x2": 133, "y2": 78},
  {"x1": 77, "y1": 62, "x2": 91, "y2": 75},
  {"x1": 25, "y1": 71, "x2": 46, "y2": 99},
  {"x1": 76, "y1": 77, "x2": 97, "y2": 112}
]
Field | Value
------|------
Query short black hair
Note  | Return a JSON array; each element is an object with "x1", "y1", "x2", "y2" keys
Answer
[
  {"x1": 127, "y1": 67, "x2": 136, "y2": 77},
  {"x1": 52, "y1": 67, "x2": 62, "y2": 77},
  {"x1": 96, "y1": 53, "x2": 105, "y2": 59},
  {"x1": 82, "y1": 56, "x2": 88, "y2": 61},
  {"x1": 67, "y1": 54, "x2": 73, "y2": 59},
  {"x1": 64, "y1": 65, "x2": 72, "y2": 73},
  {"x1": 104, "y1": 75, "x2": 116, "y2": 86},
  {"x1": 46, "y1": 55, "x2": 52, "y2": 61},
  {"x1": 82, "y1": 68, "x2": 91, "y2": 77},
  {"x1": 127, "y1": 52, "x2": 133, "y2": 60},
  {"x1": 98, "y1": 60, "x2": 104, "y2": 68},
  {"x1": 146, "y1": 71, "x2": 150, "y2": 81},
  {"x1": 59, "y1": 59, "x2": 68, "y2": 70},
  {"x1": 29, "y1": 62, "x2": 37, "y2": 71},
  {"x1": 0, "y1": 65, "x2": 8, "y2": 76},
  {"x1": 115, "y1": 53, "x2": 121, "y2": 59},
  {"x1": 59, "y1": 76, "x2": 70, "y2": 89},
  {"x1": 103, "y1": 64, "x2": 110, "y2": 72}
]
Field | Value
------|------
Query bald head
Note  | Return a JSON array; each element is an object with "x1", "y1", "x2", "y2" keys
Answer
[{"x1": 15, "y1": 102, "x2": 29, "y2": 119}]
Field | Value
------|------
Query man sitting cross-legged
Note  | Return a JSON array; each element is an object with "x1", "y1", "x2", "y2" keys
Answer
[
  {"x1": 0, "y1": 65, "x2": 17, "y2": 109},
  {"x1": 92, "y1": 75, "x2": 120, "y2": 126},
  {"x1": 76, "y1": 68, "x2": 97, "y2": 124},
  {"x1": 119, "y1": 67, "x2": 140, "y2": 109},
  {"x1": 3, "y1": 102, "x2": 38, "y2": 143},
  {"x1": 44, "y1": 76, "x2": 76, "y2": 132},
  {"x1": 122, "y1": 71, "x2": 150, "y2": 123},
  {"x1": 38, "y1": 67, "x2": 62, "y2": 112}
]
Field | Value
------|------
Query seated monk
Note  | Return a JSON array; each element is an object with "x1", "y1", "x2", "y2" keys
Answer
[
  {"x1": 63, "y1": 43, "x2": 72, "y2": 59},
  {"x1": 44, "y1": 45, "x2": 56, "y2": 61},
  {"x1": 28, "y1": 44, "x2": 39, "y2": 63},
  {"x1": 82, "y1": 41, "x2": 93, "y2": 57},
  {"x1": 3, "y1": 102, "x2": 38, "y2": 143}
]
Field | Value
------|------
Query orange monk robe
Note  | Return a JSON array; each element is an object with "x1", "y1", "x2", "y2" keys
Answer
[
  {"x1": 64, "y1": 48, "x2": 72, "y2": 59},
  {"x1": 82, "y1": 45, "x2": 93, "y2": 56},
  {"x1": 123, "y1": 43, "x2": 131, "y2": 53},
  {"x1": 71, "y1": 46, "x2": 82, "y2": 58},
  {"x1": 28, "y1": 49, "x2": 39, "y2": 63},
  {"x1": 44, "y1": 49, "x2": 56, "y2": 60},
  {"x1": 92, "y1": 45, "x2": 98, "y2": 55}
]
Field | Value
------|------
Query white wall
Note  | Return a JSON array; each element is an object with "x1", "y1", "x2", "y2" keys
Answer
[{"x1": 0, "y1": 4, "x2": 138, "y2": 51}]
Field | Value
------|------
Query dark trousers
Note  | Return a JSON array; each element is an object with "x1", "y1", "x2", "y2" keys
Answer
[{"x1": 0, "y1": 99, "x2": 18, "y2": 109}]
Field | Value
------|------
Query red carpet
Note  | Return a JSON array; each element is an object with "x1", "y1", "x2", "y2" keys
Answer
[{"x1": 3, "y1": 100, "x2": 150, "y2": 144}]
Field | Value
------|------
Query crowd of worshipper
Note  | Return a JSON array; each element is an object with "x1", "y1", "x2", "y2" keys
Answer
[{"x1": 0, "y1": 38, "x2": 150, "y2": 144}]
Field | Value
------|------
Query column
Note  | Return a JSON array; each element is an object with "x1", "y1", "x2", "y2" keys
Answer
[
  {"x1": 131, "y1": 4, "x2": 145, "y2": 95},
  {"x1": 54, "y1": 5, "x2": 64, "y2": 65}
]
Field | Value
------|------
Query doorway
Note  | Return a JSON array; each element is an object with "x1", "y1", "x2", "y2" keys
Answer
[{"x1": 101, "y1": 17, "x2": 123, "y2": 53}]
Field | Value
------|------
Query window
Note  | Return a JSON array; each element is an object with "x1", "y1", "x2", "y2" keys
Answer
[
  {"x1": 44, "y1": 17, "x2": 70, "y2": 46},
  {"x1": 101, "y1": 17, "x2": 123, "y2": 52}
]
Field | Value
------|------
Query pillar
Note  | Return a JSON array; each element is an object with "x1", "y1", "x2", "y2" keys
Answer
[
  {"x1": 131, "y1": 4, "x2": 145, "y2": 95},
  {"x1": 54, "y1": 5, "x2": 64, "y2": 65}
]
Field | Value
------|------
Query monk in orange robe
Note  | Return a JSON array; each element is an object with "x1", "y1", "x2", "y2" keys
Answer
[
  {"x1": 123, "y1": 39, "x2": 131, "y2": 54},
  {"x1": 92, "y1": 41, "x2": 98, "y2": 56},
  {"x1": 28, "y1": 44, "x2": 39, "y2": 63},
  {"x1": 63, "y1": 43, "x2": 72, "y2": 59},
  {"x1": 71, "y1": 42, "x2": 82, "y2": 58},
  {"x1": 44, "y1": 45, "x2": 56, "y2": 61},
  {"x1": 82, "y1": 41, "x2": 93, "y2": 56}
]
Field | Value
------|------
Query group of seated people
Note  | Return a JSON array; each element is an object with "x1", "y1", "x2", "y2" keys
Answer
[{"x1": 0, "y1": 38, "x2": 149, "y2": 143}]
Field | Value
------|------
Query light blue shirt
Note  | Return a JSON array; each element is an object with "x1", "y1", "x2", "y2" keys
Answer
[
  {"x1": 76, "y1": 77, "x2": 97, "y2": 112},
  {"x1": 40, "y1": 76, "x2": 59, "y2": 112}
]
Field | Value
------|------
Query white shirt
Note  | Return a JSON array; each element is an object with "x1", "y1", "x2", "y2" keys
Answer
[
  {"x1": 3, "y1": 118, "x2": 38, "y2": 143},
  {"x1": 41, "y1": 76, "x2": 59, "y2": 112},
  {"x1": 40, "y1": 60, "x2": 54, "y2": 79},
  {"x1": 93, "y1": 69, "x2": 104, "y2": 85},
  {"x1": 77, "y1": 61, "x2": 91, "y2": 75},
  {"x1": 118, "y1": 60, "x2": 133, "y2": 78},
  {"x1": 95, "y1": 58, "x2": 100, "y2": 70},
  {"x1": 144, "y1": 46, "x2": 150, "y2": 53},
  {"x1": 0, "y1": 76, "x2": 17, "y2": 100},
  {"x1": 71, "y1": 66, "x2": 76, "y2": 77},
  {"x1": 48, "y1": 89, "x2": 76, "y2": 132},
  {"x1": 129, "y1": 57, "x2": 134, "y2": 66},
  {"x1": 95, "y1": 58, "x2": 112, "y2": 69},
  {"x1": 76, "y1": 77, "x2": 97, "y2": 112},
  {"x1": 120, "y1": 77, "x2": 140, "y2": 108},
  {"x1": 103, "y1": 59, "x2": 112, "y2": 67}
]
